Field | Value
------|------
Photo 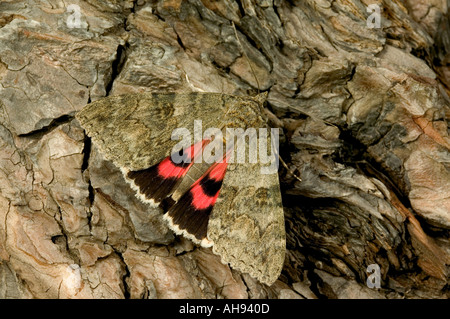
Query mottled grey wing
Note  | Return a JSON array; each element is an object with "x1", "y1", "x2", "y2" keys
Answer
[
  {"x1": 76, "y1": 92, "x2": 228, "y2": 170},
  {"x1": 207, "y1": 133, "x2": 285, "y2": 286}
]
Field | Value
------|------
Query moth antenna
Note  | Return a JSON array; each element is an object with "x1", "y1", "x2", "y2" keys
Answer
[
  {"x1": 279, "y1": 155, "x2": 302, "y2": 182},
  {"x1": 184, "y1": 73, "x2": 206, "y2": 92},
  {"x1": 232, "y1": 21, "x2": 260, "y2": 93},
  {"x1": 232, "y1": 22, "x2": 302, "y2": 182},
  {"x1": 275, "y1": 99, "x2": 339, "y2": 129}
]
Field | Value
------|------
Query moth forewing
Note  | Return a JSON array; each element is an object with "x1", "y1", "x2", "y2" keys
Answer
[
  {"x1": 208, "y1": 127, "x2": 285, "y2": 286},
  {"x1": 76, "y1": 93, "x2": 228, "y2": 170}
]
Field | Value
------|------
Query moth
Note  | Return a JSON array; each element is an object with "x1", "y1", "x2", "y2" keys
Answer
[{"x1": 76, "y1": 92, "x2": 285, "y2": 285}]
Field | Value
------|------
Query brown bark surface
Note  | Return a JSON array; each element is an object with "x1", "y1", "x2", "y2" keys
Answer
[{"x1": 0, "y1": 0, "x2": 449, "y2": 298}]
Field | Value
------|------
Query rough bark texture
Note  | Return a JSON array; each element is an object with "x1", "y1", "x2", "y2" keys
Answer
[{"x1": 0, "y1": 0, "x2": 449, "y2": 299}]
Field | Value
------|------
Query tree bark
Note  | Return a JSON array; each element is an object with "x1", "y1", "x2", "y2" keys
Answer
[{"x1": 0, "y1": 0, "x2": 449, "y2": 299}]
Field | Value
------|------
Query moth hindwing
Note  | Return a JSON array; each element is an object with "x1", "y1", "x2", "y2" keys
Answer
[{"x1": 76, "y1": 92, "x2": 285, "y2": 286}]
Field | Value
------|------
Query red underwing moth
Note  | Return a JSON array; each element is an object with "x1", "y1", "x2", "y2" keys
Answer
[{"x1": 76, "y1": 92, "x2": 285, "y2": 285}]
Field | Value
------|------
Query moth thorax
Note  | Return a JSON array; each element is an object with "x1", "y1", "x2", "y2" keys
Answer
[{"x1": 224, "y1": 105, "x2": 266, "y2": 129}]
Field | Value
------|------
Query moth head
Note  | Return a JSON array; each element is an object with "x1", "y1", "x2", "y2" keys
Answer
[
  {"x1": 253, "y1": 92, "x2": 269, "y2": 122},
  {"x1": 223, "y1": 93, "x2": 268, "y2": 129}
]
